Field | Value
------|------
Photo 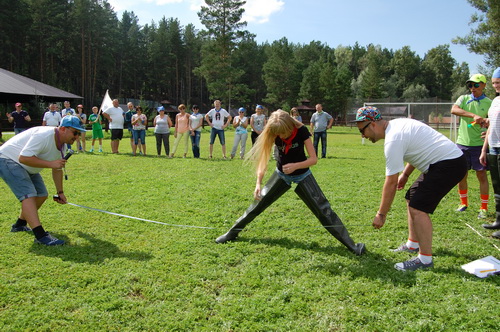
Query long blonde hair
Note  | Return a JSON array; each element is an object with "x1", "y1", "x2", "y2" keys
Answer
[{"x1": 246, "y1": 109, "x2": 301, "y2": 175}]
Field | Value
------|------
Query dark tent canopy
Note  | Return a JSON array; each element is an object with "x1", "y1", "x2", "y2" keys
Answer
[{"x1": 0, "y1": 68, "x2": 82, "y2": 99}]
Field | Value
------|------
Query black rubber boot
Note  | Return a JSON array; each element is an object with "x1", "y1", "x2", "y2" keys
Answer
[
  {"x1": 484, "y1": 154, "x2": 500, "y2": 230},
  {"x1": 294, "y1": 174, "x2": 365, "y2": 255},
  {"x1": 492, "y1": 230, "x2": 500, "y2": 239},
  {"x1": 216, "y1": 171, "x2": 291, "y2": 243}
]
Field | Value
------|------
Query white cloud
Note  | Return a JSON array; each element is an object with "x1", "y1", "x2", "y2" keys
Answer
[{"x1": 243, "y1": 0, "x2": 284, "y2": 24}]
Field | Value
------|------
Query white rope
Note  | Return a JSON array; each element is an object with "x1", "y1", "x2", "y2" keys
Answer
[{"x1": 465, "y1": 223, "x2": 500, "y2": 252}]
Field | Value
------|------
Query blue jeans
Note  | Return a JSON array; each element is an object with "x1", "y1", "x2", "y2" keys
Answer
[
  {"x1": 276, "y1": 168, "x2": 312, "y2": 186},
  {"x1": 133, "y1": 129, "x2": 146, "y2": 145},
  {"x1": 210, "y1": 128, "x2": 225, "y2": 145},
  {"x1": 190, "y1": 131, "x2": 201, "y2": 158},
  {"x1": 490, "y1": 147, "x2": 500, "y2": 155},
  {"x1": 14, "y1": 128, "x2": 27, "y2": 135},
  {"x1": 0, "y1": 157, "x2": 48, "y2": 201},
  {"x1": 313, "y1": 131, "x2": 327, "y2": 158}
]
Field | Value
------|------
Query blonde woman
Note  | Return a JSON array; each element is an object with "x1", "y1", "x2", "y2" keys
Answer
[
  {"x1": 75, "y1": 104, "x2": 87, "y2": 152},
  {"x1": 230, "y1": 107, "x2": 248, "y2": 159},
  {"x1": 170, "y1": 104, "x2": 190, "y2": 158},
  {"x1": 215, "y1": 110, "x2": 365, "y2": 255},
  {"x1": 290, "y1": 107, "x2": 302, "y2": 123}
]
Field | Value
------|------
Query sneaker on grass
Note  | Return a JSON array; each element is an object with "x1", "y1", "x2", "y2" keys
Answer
[
  {"x1": 390, "y1": 243, "x2": 419, "y2": 253},
  {"x1": 477, "y1": 209, "x2": 487, "y2": 219},
  {"x1": 394, "y1": 257, "x2": 433, "y2": 271},
  {"x1": 10, "y1": 224, "x2": 32, "y2": 232},
  {"x1": 34, "y1": 233, "x2": 65, "y2": 246},
  {"x1": 456, "y1": 204, "x2": 468, "y2": 212}
]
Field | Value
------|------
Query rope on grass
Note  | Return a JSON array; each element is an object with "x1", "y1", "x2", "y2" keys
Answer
[
  {"x1": 67, "y1": 202, "x2": 217, "y2": 230},
  {"x1": 66, "y1": 202, "x2": 371, "y2": 230},
  {"x1": 465, "y1": 223, "x2": 500, "y2": 252}
]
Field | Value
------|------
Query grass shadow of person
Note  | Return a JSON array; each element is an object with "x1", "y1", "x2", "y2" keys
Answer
[
  {"x1": 29, "y1": 231, "x2": 153, "y2": 264},
  {"x1": 232, "y1": 235, "x2": 418, "y2": 286}
]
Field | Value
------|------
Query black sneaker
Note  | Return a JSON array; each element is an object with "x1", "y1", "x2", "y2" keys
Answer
[
  {"x1": 11, "y1": 224, "x2": 32, "y2": 232},
  {"x1": 391, "y1": 243, "x2": 419, "y2": 253},
  {"x1": 394, "y1": 257, "x2": 433, "y2": 271},
  {"x1": 34, "y1": 233, "x2": 65, "y2": 246}
]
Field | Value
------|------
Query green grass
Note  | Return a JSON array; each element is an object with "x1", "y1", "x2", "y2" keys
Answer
[{"x1": 0, "y1": 127, "x2": 498, "y2": 331}]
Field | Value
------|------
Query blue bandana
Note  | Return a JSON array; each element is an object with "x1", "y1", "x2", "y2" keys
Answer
[{"x1": 466, "y1": 93, "x2": 487, "y2": 104}]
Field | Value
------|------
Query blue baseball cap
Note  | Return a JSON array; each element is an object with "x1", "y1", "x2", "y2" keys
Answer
[
  {"x1": 157, "y1": 106, "x2": 165, "y2": 112},
  {"x1": 60, "y1": 115, "x2": 86, "y2": 132},
  {"x1": 238, "y1": 107, "x2": 246, "y2": 112},
  {"x1": 256, "y1": 105, "x2": 264, "y2": 109},
  {"x1": 354, "y1": 106, "x2": 382, "y2": 122}
]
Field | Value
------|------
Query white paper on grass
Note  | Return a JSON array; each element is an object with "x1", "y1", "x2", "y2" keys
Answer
[{"x1": 461, "y1": 256, "x2": 500, "y2": 278}]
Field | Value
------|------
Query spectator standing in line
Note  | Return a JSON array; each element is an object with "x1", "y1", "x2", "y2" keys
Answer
[
  {"x1": 75, "y1": 104, "x2": 87, "y2": 152},
  {"x1": 153, "y1": 106, "x2": 172, "y2": 157},
  {"x1": 0, "y1": 115, "x2": 86, "y2": 246},
  {"x1": 355, "y1": 106, "x2": 466, "y2": 271},
  {"x1": 6, "y1": 102, "x2": 31, "y2": 134},
  {"x1": 205, "y1": 100, "x2": 232, "y2": 159},
  {"x1": 291, "y1": 107, "x2": 302, "y2": 123},
  {"x1": 88, "y1": 106, "x2": 103, "y2": 153},
  {"x1": 451, "y1": 74, "x2": 492, "y2": 219},
  {"x1": 131, "y1": 106, "x2": 147, "y2": 156},
  {"x1": 216, "y1": 110, "x2": 365, "y2": 255},
  {"x1": 310, "y1": 103, "x2": 333, "y2": 158},
  {"x1": 189, "y1": 104, "x2": 203, "y2": 158},
  {"x1": 230, "y1": 107, "x2": 249, "y2": 159},
  {"x1": 170, "y1": 104, "x2": 190, "y2": 158},
  {"x1": 42, "y1": 103, "x2": 62, "y2": 127},
  {"x1": 480, "y1": 67, "x2": 500, "y2": 234},
  {"x1": 124, "y1": 102, "x2": 136, "y2": 152},
  {"x1": 102, "y1": 99, "x2": 124, "y2": 154},
  {"x1": 61, "y1": 101, "x2": 75, "y2": 119},
  {"x1": 250, "y1": 105, "x2": 266, "y2": 145}
]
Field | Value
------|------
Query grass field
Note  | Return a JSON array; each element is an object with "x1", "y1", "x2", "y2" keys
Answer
[{"x1": 0, "y1": 127, "x2": 498, "y2": 331}]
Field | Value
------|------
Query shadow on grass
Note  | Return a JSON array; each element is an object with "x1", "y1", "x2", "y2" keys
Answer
[
  {"x1": 29, "y1": 231, "x2": 153, "y2": 264},
  {"x1": 234, "y1": 235, "x2": 418, "y2": 286}
]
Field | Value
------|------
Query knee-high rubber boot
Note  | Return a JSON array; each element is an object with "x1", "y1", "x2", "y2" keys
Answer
[
  {"x1": 294, "y1": 174, "x2": 365, "y2": 255},
  {"x1": 216, "y1": 172, "x2": 291, "y2": 243},
  {"x1": 484, "y1": 154, "x2": 500, "y2": 229}
]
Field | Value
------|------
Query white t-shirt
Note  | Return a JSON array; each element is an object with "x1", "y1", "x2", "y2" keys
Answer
[
  {"x1": 384, "y1": 118, "x2": 463, "y2": 176},
  {"x1": 104, "y1": 106, "x2": 124, "y2": 129},
  {"x1": 43, "y1": 111, "x2": 62, "y2": 127},
  {"x1": 488, "y1": 97, "x2": 500, "y2": 148},
  {"x1": 0, "y1": 126, "x2": 65, "y2": 174},
  {"x1": 61, "y1": 108, "x2": 75, "y2": 117},
  {"x1": 190, "y1": 113, "x2": 203, "y2": 132},
  {"x1": 207, "y1": 108, "x2": 229, "y2": 130}
]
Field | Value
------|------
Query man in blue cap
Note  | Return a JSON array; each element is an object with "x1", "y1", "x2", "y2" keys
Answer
[
  {"x1": 0, "y1": 116, "x2": 86, "y2": 246},
  {"x1": 355, "y1": 107, "x2": 467, "y2": 271},
  {"x1": 480, "y1": 67, "x2": 500, "y2": 237}
]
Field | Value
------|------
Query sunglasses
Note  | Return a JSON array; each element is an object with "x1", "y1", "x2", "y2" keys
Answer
[
  {"x1": 467, "y1": 82, "x2": 481, "y2": 89},
  {"x1": 359, "y1": 122, "x2": 371, "y2": 135},
  {"x1": 69, "y1": 128, "x2": 81, "y2": 137}
]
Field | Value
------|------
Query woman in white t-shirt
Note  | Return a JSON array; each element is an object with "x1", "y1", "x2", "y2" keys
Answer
[
  {"x1": 131, "y1": 106, "x2": 148, "y2": 156},
  {"x1": 230, "y1": 107, "x2": 248, "y2": 159}
]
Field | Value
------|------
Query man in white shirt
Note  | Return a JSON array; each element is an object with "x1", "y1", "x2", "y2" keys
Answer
[
  {"x1": 205, "y1": 100, "x2": 232, "y2": 158},
  {"x1": 0, "y1": 116, "x2": 86, "y2": 246},
  {"x1": 42, "y1": 103, "x2": 62, "y2": 127},
  {"x1": 103, "y1": 99, "x2": 125, "y2": 153},
  {"x1": 61, "y1": 100, "x2": 75, "y2": 118},
  {"x1": 355, "y1": 106, "x2": 467, "y2": 271}
]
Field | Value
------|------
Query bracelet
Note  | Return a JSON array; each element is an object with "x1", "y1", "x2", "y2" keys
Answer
[
  {"x1": 57, "y1": 191, "x2": 64, "y2": 194},
  {"x1": 377, "y1": 211, "x2": 386, "y2": 217}
]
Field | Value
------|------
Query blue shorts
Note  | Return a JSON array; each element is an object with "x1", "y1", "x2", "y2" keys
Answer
[
  {"x1": 0, "y1": 157, "x2": 48, "y2": 201},
  {"x1": 457, "y1": 144, "x2": 487, "y2": 171},
  {"x1": 210, "y1": 128, "x2": 225, "y2": 145},
  {"x1": 133, "y1": 129, "x2": 146, "y2": 145}
]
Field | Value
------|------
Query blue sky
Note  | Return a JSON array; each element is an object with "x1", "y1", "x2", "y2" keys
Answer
[{"x1": 108, "y1": 0, "x2": 484, "y2": 72}]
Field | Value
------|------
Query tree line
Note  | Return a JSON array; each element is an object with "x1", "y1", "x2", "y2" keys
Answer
[{"x1": 1, "y1": 0, "x2": 497, "y2": 119}]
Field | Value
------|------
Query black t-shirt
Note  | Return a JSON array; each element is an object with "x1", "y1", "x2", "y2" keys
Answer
[
  {"x1": 274, "y1": 125, "x2": 311, "y2": 175},
  {"x1": 11, "y1": 110, "x2": 29, "y2": 129}
]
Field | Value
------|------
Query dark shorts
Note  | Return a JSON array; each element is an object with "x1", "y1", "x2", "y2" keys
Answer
[
  {"x1": 405, "y1": 154, "x2": 467, "y2": 214},
  {"x1": 111, "y1": 129, "x2": 123, "y2": 140},
  {"x1": 457, "y1": 144, "x2": 487, "y2": 171}
]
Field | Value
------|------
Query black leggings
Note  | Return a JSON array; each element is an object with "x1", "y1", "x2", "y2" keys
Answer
[{"x1": 155, "y1": 133, "x2": 170, "y2": 155}]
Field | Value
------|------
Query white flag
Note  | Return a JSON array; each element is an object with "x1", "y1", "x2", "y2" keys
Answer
[{"x1": 99, "y1": 90, "x2": 113, "y2": 113}]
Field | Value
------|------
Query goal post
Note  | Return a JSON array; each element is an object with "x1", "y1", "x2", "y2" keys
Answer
[{"x1": 362, "y1": 102, "x2": 457, "y2": 141}]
